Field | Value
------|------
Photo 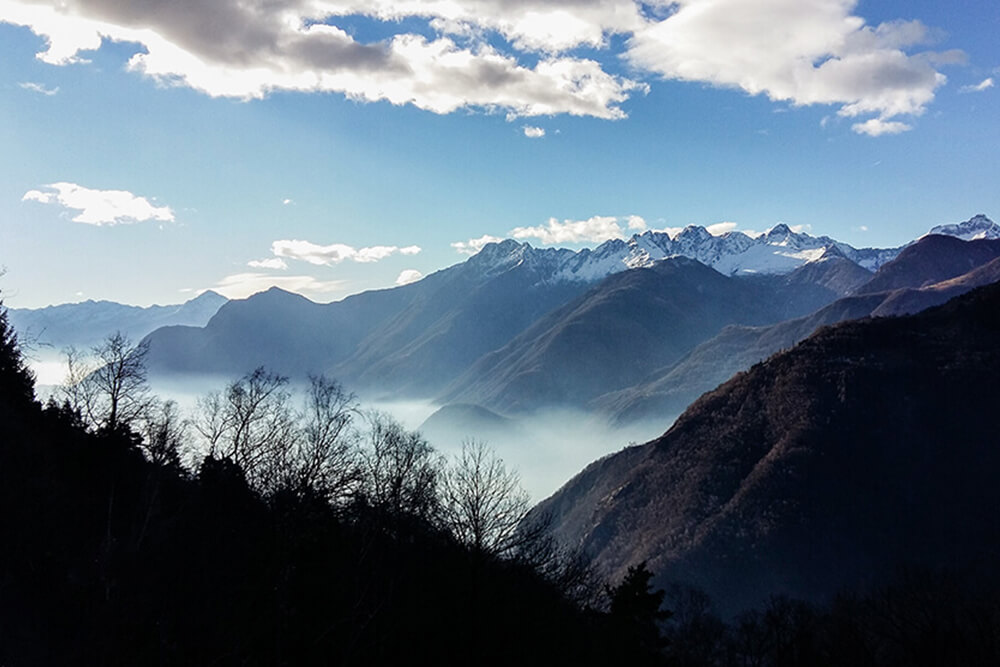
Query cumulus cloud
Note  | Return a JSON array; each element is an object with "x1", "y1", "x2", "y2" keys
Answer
[
  {"x1": 0, "y1": 0, "x2": 963, "y2": 132},
  {"x1": 22, "y1": 182, "x2": 175, "y2": 225},
  {"x1": 960, "y1": 77, "x2": 994, "y2": 93},
  {"x1": 247, "y1": 257, "x2": 288, "y2": 270},
  {"x1": 851, "y1": 118, "x2": 912, "y2": 137},
  {"x1": 626, "y1": 0, "x2": 954, "y2": 135},
  {"x1": 511, "y1": 215, "x2": 632, "y2": 244},
  {"x1": 206, "y1": 272, "x2": 346, "y2": 300},
  {"x1": 271, "y1": 239, "x2": 420, "y2": 265},
  {"x1": 451, "y1": 234, "x2": 503, "y2": 255},
  {"x1": 523, "y1": 125, "x2": 545, "y2": 138},
  {"x1": 0, "y1": 0, "x2": 641, "y2": 120},
  {"x1": 19, "y1": 81, "x2": 58, "y2": 95},
  {"x1": 395, "y1": 269, "x2": 423, "y2": 286}
]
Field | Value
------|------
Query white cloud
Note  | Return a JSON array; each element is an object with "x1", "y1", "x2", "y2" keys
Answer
[
  {"x1": 626, "y1": 215, "x2": 647, "y2": 232},
  {"x1": 19, "y1": 81, "x2": 58, "y2": 95},
  {"x1": 0, "y1": 0, "x2": 642, "y2": 120},
  {"x1": 626, "y1": 0, "x2": 953, "y2": 135},
  {"x1": 851, "y1": 118, "x2": 912, "y2": 137},
  {"x1": 22, "y1": 182, "x2": 175, "y2": 225},
  {"x1": 705, "y1": 221, "x2": 739, "y2": 236},
  {"x1": 271, "y1": 239, "x2": 418, "y2": 265},
  {"x1": 523, "y1": 125, "x2": 545, "y2": 138},
  {"x1": 960, "y1": 77, "x2": 994, "y2": 93},
  {"x1": 395, "y1": 269, "x2": 423, "y2": 286},
  {"x1": 206, "y1": 272, "x2": 346, "y2": 300},
  {"x1": 247, "y1": 258, "x2": 288, "y2": 270},
  {"x1": 0, "y1": 0, "x2": 961, "y2": 132},
  {"x1": 511, "y1": 215, "x2": 629, "y2": 244},
  {"x1": 451, "y1": 234, "x2": 503, "y2": 255}
]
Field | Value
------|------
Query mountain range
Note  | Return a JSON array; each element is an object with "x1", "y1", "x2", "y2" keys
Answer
[
  {"x1": 595, "y1": 232, "x2": 1000, "y2": 424},
  {"x1": 13, "y1": 215, "x2": 998, "y2": 424},
  {"x1": 8, "y1": 290, "x2": 228, "y2": 352},
  {"x1": 135, "y1": 216, "x2": 996, "y2": 403}
]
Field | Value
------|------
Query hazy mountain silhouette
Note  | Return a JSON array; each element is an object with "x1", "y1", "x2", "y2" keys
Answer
[
  {"x1": 9, "y1": 290, "x2": 226, "y2": 351},
  {"x1": 144, "y1": 248, "x2": 589, "y2": 391},
  {"x1": 536, "y1": 280, "x2": 1000, "y2": 614}
]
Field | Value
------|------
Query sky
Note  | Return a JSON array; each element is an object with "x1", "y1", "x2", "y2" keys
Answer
[{"x1": 1, "y1": 0, "x2": 997, "y2": 308}]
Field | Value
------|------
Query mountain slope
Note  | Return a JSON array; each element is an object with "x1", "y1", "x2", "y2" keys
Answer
[
  {"x1": 439, "y1": 258, "x2": 827, "y2": 414},
  {"x1": 857, "y1": 234, "x2": 1000, "y2": 294},
  {"x1": 599, "y1": 235, "x2": 1000, "y2": 424},
  {"x1": 536, "y1": 281, "x2": 1000, "y2": 614}
]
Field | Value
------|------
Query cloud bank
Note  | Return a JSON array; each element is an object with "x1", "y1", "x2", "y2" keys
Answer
[
  {"x1": 271, "y1": 239, "x2": 421, "y2": 265},
  {"x1": 0, "y1": 0, "x2": 962, "y2": 131},
  {"x1": 22, "y1": 182, "x2": 174, "y2": 225}
]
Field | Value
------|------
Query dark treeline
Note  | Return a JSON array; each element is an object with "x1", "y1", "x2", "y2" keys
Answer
[
  {"x1": 0, "y1": 305, "x2": 669, "y2": 666},
  {"x1": 656, "y1": 571, "x2": 1000, "y2": 667}
]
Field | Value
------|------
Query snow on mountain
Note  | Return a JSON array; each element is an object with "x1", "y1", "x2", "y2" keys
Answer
[
  {"x1": 466, "y1": 215, "x2": 995, "y2": 287},
  {"x1": 927, "y1": 214, "x2": 1000, "y2": 241}
]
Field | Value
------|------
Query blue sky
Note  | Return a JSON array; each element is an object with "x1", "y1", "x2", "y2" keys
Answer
[{"x1": 1, "y1": 0, "x2": 997, "y2": 308}]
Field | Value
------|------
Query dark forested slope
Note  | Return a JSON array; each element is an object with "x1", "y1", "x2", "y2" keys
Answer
[{"x1": 538, "y1": 281, "x2": 1000, "y2": 614}]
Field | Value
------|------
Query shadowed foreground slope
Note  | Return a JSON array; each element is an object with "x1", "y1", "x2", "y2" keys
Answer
[{"x1": 538, "y1": 281, "x2": 1000, "y2": 615}]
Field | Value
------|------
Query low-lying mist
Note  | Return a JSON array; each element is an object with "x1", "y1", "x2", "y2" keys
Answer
[{"x1": 30, "y1": 353, "x2": 677, "y2": 502}]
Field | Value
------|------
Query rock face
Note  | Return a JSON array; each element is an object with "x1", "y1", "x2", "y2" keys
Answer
[{"x1": 535, "y1": 281, "x2": 1000, "y2": 615}]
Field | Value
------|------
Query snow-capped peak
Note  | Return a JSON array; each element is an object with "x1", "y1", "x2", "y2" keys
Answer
[
  {"x1": 464, "y1": 214, "x2": 994, "y2": 287},
  {"x1": 927, "y1": 214, "x2": 1000, "y2": 241}
]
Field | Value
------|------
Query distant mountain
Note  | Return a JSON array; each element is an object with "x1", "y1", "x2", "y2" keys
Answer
[
  {"x1": 926, "y1": 213, "x2": 1000, "y2": 240},
  {"x1": 598, "y1": 234, "x2": 1000, "y2": 424},
  {"x1": 438, "y1": 257, "x2": 851, "y2": 414},
  {"x1": 8, "y1": 291, "x2": 227, "y2": 351},
  {"x1": 144, "y1": 248, "x2": 590, "y2": 391},
  {"x1": 536, "y1": 281, "x2": 1000, "y2": 614}
]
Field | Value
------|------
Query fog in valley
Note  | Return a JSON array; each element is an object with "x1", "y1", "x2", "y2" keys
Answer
[{"x1": 28, "y1": 354, "x2": 674, "y2": 501}]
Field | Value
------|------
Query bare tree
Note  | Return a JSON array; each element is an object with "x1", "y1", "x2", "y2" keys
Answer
[
  {"x1": 290, "y1": 374, "x2": 360, "y2": 502},
  {"x1": 194, "y1": 367, "x2": 296, "y2": 492},
  {"x1": 358, "y1": 410, "x2": 441, "y2": 520},
  {"x1": 61, "y1": 332, "x2": 153, "y2": 433},
  {"x1": 440, "y1": 439, "x2": 531, "y2": 557}
]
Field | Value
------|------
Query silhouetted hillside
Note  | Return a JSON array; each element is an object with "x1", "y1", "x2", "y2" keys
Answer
[{"x1": 538, "y1": 281, "x2": 1000, "y2": 615}]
